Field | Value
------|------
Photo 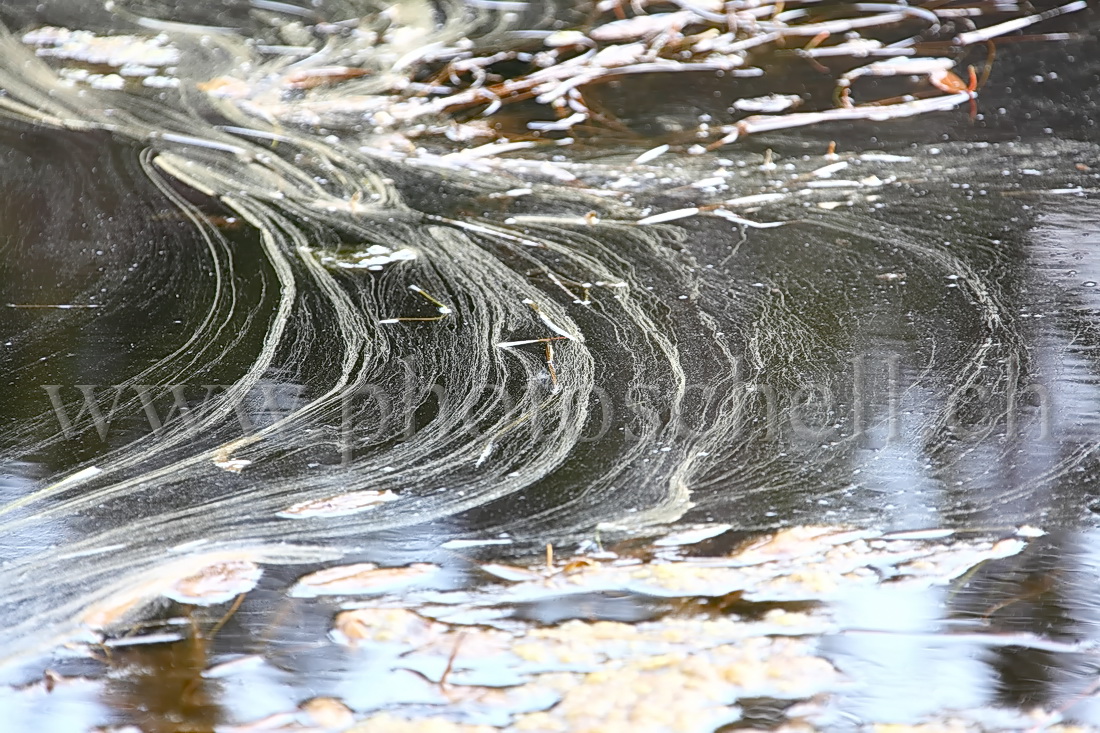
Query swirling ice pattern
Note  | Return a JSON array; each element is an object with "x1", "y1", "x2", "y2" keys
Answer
[{"x1": 0, "y1": 0, "x2": 1096, "y2": 670}]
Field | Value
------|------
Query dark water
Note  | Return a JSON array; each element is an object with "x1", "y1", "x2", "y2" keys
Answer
[{"x1": 1, "y1": 0, "x2": 1100, "y2": 730}]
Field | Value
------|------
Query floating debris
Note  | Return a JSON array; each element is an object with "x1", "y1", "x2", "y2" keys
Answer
[
  {"x1": 201, "y1": 654, "x2": 267, "y2": 679},
  {"x1": 479, "y1": 563, "x2": 544, "y2": 583},
  {"x1": 637, "y1": 207, "x2": 700, "y2": 226},
  {"x1": 880, "y1": 528, "x2": 956, "y2": 541},
  {"x1": 79, "y1": 555, "x2": 266, "y2": 629},
  {"x1": 23, "y1": 27, "x2": 180, "y2": 67},
  {"x1": 441, "y1": 538, "x2": 515, "y2": 549},
  {"x1": 325, "y1": 607, "x2": 837, "y2": 731},
  {"x1": 213, "y1": 458, "x2": 251, "y2": 473},
  {"x1": 380, "y1": 285, "x2": 453, "y2": 324},
  {"x1": 277, "y1": 489, "x2": 400, "y2": 519},
  {"x1": 7, "y1": 303, "x2": 102, "y2": 309},
  {"x1": 438, "y1": 527, "x2": 1029, "y2": 604},
  {"x1": 300, "y1": 697, "x2": 355, "y2": 729},
  {"x1": 100, "y1": 631, "x2": 186, "y2": 648},
  {"x1": 290, "y1": 563, "x2": 440, "y2": 597},
  {"x1": 163, "y1": 560, "x2": 263, "y2": 606},
  {"x1": 731, "y1": 94, "x2": 803, "y2": 113},
  {"x1": 633, "y1": 144, "x2": 670, "y2": 165},
  {"x1": 652, "y1": 523, "x2": 732, "y2": 548},
  {"x1": 332, "y1": 607, "x2": 444, "y2": 648},
  {"x1": 708, "y1": 208, "x2": 785, "y2": 229},
  {"x1": 322, "y1": 246, "x2": 417, "y2": 271}
]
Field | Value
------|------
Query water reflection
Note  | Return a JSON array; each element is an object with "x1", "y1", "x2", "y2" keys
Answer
[
  {"x1": 826, "y1": 529, "x2": 1100, "y2": 728},
  {"x1": 105, "y1": 634, "x2": 219, "y2": 733}
]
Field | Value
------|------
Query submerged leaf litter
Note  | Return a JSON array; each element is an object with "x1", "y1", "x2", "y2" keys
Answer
[{"x1": 9, "y1": 526, "x2": 1100, "y2": 732}]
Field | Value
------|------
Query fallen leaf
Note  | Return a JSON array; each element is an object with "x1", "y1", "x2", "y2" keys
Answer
[
  {"x1": 164, "y1": 560, "x2": 263, "y2": 605},
  {"x1": 291, "y1": 563, "x2": 439, "y2": 597}
]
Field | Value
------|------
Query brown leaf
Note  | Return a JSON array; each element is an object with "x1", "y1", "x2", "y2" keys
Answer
[
  {"x1": 291, "y1": 563, "x2": 439, "y2": 597},
  {"x1": 164, "y1": 560, "x2": 263, "y2": 605}
]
